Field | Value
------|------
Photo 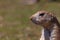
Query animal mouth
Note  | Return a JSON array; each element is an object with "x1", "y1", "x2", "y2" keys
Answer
[
  {"x1": 31, "y1": 18, "x2": 43, "y2": 25},
  {"x1": 31, "y1": 20, "x2": 40, "y2": 25}
]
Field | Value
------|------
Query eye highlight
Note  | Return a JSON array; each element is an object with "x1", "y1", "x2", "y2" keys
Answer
[{"x1": 39, "y1": 13, "x2": 45, "y2": 16}]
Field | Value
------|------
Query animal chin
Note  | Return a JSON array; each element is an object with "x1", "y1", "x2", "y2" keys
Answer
[{"x1": 32, "y1": 20, "x2": 40, "y2": 25}]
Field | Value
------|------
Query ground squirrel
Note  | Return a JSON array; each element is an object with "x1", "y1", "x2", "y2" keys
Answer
[{"x1": 30, "y1": 11, "x2": 60, "y2": 40}]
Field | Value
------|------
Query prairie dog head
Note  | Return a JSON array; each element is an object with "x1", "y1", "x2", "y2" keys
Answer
[{"x1": 30, "y1": 11, "x2": 55, "y2": 28}]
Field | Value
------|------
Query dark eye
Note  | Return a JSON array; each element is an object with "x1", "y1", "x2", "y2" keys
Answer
[{"x1": 39, "y1": 13, "x2": 45, "y2": 16}]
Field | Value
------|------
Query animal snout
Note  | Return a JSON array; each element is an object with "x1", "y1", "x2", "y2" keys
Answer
[
  {"x1": 30, "y1": 17, "x2": 36, "y2": 22},
  {"x1": 30, "y1": 17, "x2": 40, "y2": 24}
]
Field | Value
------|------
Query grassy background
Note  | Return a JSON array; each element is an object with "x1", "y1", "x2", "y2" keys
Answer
[{"x1": 0, "y1": 0, "x2": 60, "y2": 40}]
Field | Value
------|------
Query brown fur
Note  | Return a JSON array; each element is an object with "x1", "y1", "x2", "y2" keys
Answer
[
  {"x1": 51, "y1": 17, "x2": 60, "y2": 40},
  {"x1": 30, "y1": 11, "x2": 60, "y2": 40}
]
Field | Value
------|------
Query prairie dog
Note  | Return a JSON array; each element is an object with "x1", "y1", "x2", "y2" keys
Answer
[{"x1": 30, "y1": 11, "x2": 60, "y2": 40}]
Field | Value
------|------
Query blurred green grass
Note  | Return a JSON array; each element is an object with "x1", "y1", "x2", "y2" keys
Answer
[{"x1": 0, "y1": 0, "x2": 60, "y2": 40}]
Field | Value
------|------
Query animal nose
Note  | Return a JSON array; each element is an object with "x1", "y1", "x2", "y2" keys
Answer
[
  {"x1": 30, "y1": 17, "x2": 37, "y2": 22},
  {"x1": 30, "y1": 17, "x2": 37, "y2": 23},
  {"x1": 30, "y1": 17, "x2": 40, "y2": 24},
  {"x1": 30, "y1": 17, "x2": 35, "y2": 21}
]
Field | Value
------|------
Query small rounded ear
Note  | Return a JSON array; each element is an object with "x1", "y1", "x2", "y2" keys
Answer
[
  {"x1": 49, "y1": 12, "x2": 55, "y2": 17},
  {"x1": 52, "y1": 16, "x2": 60, "y2": 27},
  {"x1": 49, "y1": 12, "x2": 56, "y2": 19},
  {"x1": 48, "y1": 12, "x2": 57, "y2": 23}
]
